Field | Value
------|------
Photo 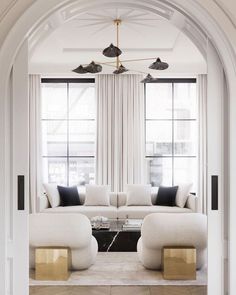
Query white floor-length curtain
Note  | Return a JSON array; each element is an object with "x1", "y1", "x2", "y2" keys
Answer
[
  {"x1": 96, "y1": 74, "x2": 145, "y2": 192},
  {"x1": 198, "y1": 74, "x2": 207, "y2": 213},
  {"x1": 29, "y1": 74, "x2": 42, "y2": 213}
]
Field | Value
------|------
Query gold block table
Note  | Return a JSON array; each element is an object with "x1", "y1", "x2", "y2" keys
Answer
[
  {"x1": 35, "y1": 247, "x2": 71, "y2": 281},
  {"x1": 162, "y1": 246, "x2": 196, "y2": 280}
]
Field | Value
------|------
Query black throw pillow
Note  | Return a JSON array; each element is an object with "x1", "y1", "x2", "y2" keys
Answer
[
  {"x1": 57, "y1": 185, "x2": 81, "y2": 206},
  {"x1": 156, "y1": 186, "x2": 178, "y2": 206}
]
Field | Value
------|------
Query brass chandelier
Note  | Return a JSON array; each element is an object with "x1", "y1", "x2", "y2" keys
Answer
[{"x1": 72, "y1": 19, "x2": 169, "y2": 82}]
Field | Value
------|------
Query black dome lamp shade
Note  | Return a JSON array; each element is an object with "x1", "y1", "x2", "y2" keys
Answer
[
  {"x1": 149, "y1": 58, "x2": 169, "y2": 70},
  {"x1": 140, "y1": 73, "x2": 158, "y2": 83},
  {"x1": 113, "y1": 64, "x2": 129, "y2": 74},
  {"x1": 84, "y1": 61, "x2": 102, "y2": 73},
  {"x1": 103, "y1": 43, "x2": 122, "y2": 58},
  {"x1": 72, "y1": 65, "x2": 88, "y2": 74}
]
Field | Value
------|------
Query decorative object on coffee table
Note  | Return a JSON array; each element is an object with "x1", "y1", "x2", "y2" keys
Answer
[
  {"x1": 122, "y1": 218, "x2": 142, "y2": 231},
  {"x1": 91, "y1": 216, "x2": 110, "y2": 230},
  {"x1": 162, "y1": 246, "x2": 196, "y2": 280},
  {"x1": 92, "y1": 219, "x2": 141, "y2": 252},
  {"x1": 35, "y1": 247, "x2": 71, "y2": 281}
]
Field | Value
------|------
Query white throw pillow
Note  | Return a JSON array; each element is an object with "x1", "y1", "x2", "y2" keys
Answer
[
  {"x1": 175, "y1": 183, "x2": 193, "y2": 208},
  {"x1": 126, "y1": 184, "x2": 152, "y2": 206},
  {"x1": 43, "y1": 183, "x2": 60, "y2": 208},
  {"x1": 84, "y1": 185, "x2": 110, "y2": 206}
]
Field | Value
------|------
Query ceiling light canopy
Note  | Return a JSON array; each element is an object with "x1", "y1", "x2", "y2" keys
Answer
[{"x1": 72, "y1": 18, "x2": 169, "y2": 79}]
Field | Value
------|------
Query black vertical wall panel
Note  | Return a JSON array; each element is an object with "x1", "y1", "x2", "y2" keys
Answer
[{"x1": 18, "y1": 175, "x2": 24, "y2": 210}]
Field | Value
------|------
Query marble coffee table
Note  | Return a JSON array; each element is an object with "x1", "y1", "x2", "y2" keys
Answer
[{"x1": 92, "y1": 219, "x2": 141, "y2": 252}]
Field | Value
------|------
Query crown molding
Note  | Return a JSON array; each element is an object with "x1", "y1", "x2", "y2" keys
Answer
[{"x1": 0, "y1": 0, "x2": 17, "y2": 23}]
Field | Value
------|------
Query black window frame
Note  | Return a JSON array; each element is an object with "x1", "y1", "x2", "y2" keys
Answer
[
  {"x1": 41, "y1": 78, "x2": 96, "y2": 186},
  {"x1": 144, "y1": 78, "x2": 197, "y2": 188}
]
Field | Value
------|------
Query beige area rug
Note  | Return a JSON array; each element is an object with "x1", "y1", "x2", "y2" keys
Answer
[{"x1": 30, "y1": 252, "x2": 207, "y2": 286}]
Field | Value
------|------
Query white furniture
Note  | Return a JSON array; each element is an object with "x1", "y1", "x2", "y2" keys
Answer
[
  {"x1": 137, "y1": 213, "x2": 207, "y2": 270},
  {"x1": 29, "y1": 213, "x2": 98, "y2": 270},
  {"x1": 38, "y1": 187, "x2": 198, "y2": 219}
]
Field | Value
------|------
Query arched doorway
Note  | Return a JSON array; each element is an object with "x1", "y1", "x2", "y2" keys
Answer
[{"x1": 0, "y1": 1, "x2": 235, "y2": 294}]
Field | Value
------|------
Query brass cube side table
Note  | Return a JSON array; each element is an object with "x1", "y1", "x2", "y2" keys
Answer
[
  {"x1": 35, "y1": 247, "x2": 71, "y2": 281},
  {"x1": 162, "y1": 246, "x2": 196, "y2": 280}
]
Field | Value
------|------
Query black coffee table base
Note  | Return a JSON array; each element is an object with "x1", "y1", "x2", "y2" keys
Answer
[{"x1": 92, "y1": 230, "x2": 141, "y2": 252}]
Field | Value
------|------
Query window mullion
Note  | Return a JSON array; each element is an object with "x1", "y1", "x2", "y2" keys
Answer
[
  {"x1": 67, "y1": 82, "x2": 70, "y2": 186},
  {"x1": 172, "y1": 83, "x2": 175, "y2": 186}
]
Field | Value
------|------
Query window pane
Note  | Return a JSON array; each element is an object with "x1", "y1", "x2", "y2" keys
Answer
[
  {"x1": 41, "y1": 83, "x2": 67, "y2": 119},
  {"x1": 174, "y1": 158, "x2": 197, "y2": 192},
  {"x1": 69, "y1": 158, "x2": 95, "y2": 186},
  {"x1": 42, "y1": 121, "x2": 67, "y2": 156},
  {"x1": 42, "y1": 157, "x2": 67, "y2": 185},
  {"x1": 146, "y1": 158, "x2": 172, "y2": 186},
  {"x1": 174, "y1": 83, "x2": 197, "y2": 119},
  {"x1": 174, "y1": 121, "x2": 197, "y2": 156},
  {"x1": 146, "y1": 83, "x2": 172, "y2": 119},
  {"x1": 69, "y1": 120, "x2": 95, "y2": 156},
  {"x1": 69, "y1": 83, "x2": 95, "y2": 119},
  {"x1": 146, "y1": 121, "x2": 172, "y2": 156}
]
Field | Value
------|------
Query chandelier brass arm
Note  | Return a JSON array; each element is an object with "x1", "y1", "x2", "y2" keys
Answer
[{"x1": 72, "y1": 18, "x2": 169, "y2": 81}]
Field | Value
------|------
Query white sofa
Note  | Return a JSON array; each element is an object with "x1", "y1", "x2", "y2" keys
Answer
[
  {"x1": 137, "y1": 213, "x2": 207, "y2": 270},
  {"x1": 38, "y1": 187, "x2": 197, "y2": 219},
  {"x1": 29, "y1": 213, "x2": 98, "y2": 270}
]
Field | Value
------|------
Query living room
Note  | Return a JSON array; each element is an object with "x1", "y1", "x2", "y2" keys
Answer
[
  {"x1": 1, "y1": 1, "x2": 233, "y2": 295},
  {"x1": 27, "y1": 6, "x2": 208, "y2": 294}
]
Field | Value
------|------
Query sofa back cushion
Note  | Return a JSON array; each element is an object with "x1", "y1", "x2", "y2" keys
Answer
[
  {"x1": 43, "y1": 185, "x2": 118, "y2": 208},
  {"x1": 155, "y1": 186, "x2": 178, "y2": 206},
  {"x1": 175, "y1": 183, "x2": 193, "y2": 208},
  {"x1": 43, "y1": 183, "x2": 61, "y2": 208},
  {"x1": 126, "y1": 184, "x2": 152, "y2": 206},
  {"x1": 118, "y1": 187, "x2": 159, "y2": 207},
  {"x1": 57, "y1": 185, "x2": 81, "y2": 206},
  {"x1": 77, "y1": 186, "x2": 117, "y2": 207},
  {"x1": 84, "y1": 185, "x2": 111, "y2": 206}
]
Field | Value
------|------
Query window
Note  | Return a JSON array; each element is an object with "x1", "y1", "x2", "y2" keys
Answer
[
  {"x1": 41, "y1": 78, "x2": 96, "y2": 187},
  {"x1": 145, "y1": 79, "x2": 197, "y2": 191}
]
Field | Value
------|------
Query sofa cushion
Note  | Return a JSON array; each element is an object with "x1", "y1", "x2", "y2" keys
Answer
[
  {"x1": 126, "y1": 184, "x2": 152, "y2": 206},
  {"x1": 175, "y1": 183, "x2": 193, "y2": 208},
  {"x1": 42, "y1": 205, "x2": 118, "y2": 219},
  {"x1": 117, "y1": 188, "x2": 159, "y2": 207},
  {"x1": 85, "y1": 185, "x2": 111, "y2": 206},
  {"x1": 156, "y1": 186, "x2": 178, "y2": 206},
  {"x1": 117, "y1": 205, "x2": 192, "y2": 219},
  {"x1": 43, "y1": 183, "x2": 60, "y2": 208},
  {"x1": 57, "y1": 185, "x2": 81, "y2": 206}
]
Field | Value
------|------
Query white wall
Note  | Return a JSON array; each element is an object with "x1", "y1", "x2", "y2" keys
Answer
[{"x1": 207, "y1": 40, "x2": 225, "y2": 295}]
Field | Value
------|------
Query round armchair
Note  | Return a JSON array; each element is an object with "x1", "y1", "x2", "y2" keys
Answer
[
  {"x1": 137, "y1": 213, "x2": 207, "y2": 270},
  {"x1": 29, "y1": 213, "x2": 98, "y2": 270}
]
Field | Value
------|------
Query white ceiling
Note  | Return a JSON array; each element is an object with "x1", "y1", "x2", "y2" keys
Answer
[{"x1": 29, "y1": 8, "x2": 207, "y2": 76}]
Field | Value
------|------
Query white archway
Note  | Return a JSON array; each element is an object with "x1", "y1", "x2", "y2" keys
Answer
[{"x1": 0, "y1": 0, "x2": 235, "y2": 294}]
